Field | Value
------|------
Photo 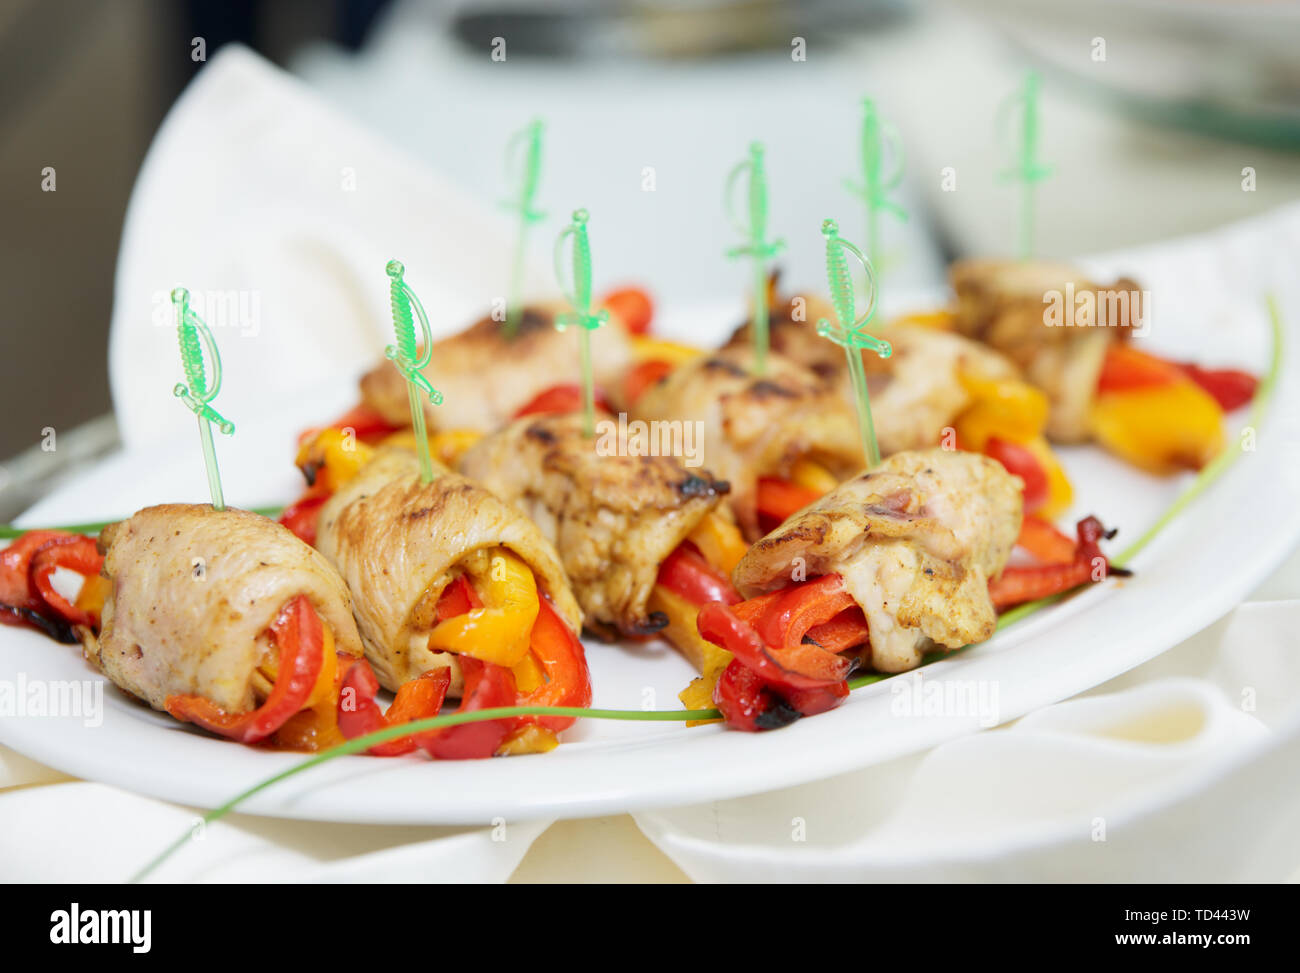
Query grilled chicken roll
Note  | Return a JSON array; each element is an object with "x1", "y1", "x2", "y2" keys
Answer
[
  {"x1": 629, "y1": 345, "x2": 863, "y2": 540},
  {"x1": 87, "y1": 504, "x2": 365, "y2": 749},
  {"x1": 315, "y1": 448, "x2": 584, "y2": 697},
  {"x1": 458, "y1": 411, "x2": 746, "y2": 666},
  {"x1": 727, "y1": 299, "x2": 1020, "y2": 455},
  {"x1": 359, "y1": 303, "x2": 633, "y2": 433},
  {"x1": 732, "y1": 449, "x2": 1022, "y2": 673},
  {"x1": 949, "y1": 259, "x2": 1140, "y2": 443}
]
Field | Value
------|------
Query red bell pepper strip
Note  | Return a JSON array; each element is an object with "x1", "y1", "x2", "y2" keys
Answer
[
  {"x1": 432, "y1": 574, "x2": 590, "y2": 734},
  {"x1": 279, "y1": 488, "x2": 330, "y2": 546},
  {"x1": 698, "y1": 600, "x2": 849, "y2": 690},
  {"x1": 990, "y1": 515, "x2": 1124, "y2": 610},
  {"x1": 517, "y1": 596, "x2": 592, "y2": 732},
  {"x1": 1015, "y1": 516, "x2": 1078, "y2": 565},
  {"x1": 989, "y1": 561, "x2": 1097, "y2": 610},
  {"x1": 297, "y1": 403, "x2": 402, "y2": 448},
  {"x1": 624, "y1": 360, "x2": 674, "y2": 404},
  {"x1": 420, "y1": 656, "x2": 518, "y2": 760},
  {"x1": 984, "y1": 437, "x2": 1049, "y2": 514},
  {"x1": 601, "y1": 286, "x2": 654, "y2": 335},
  {"x1": 730, "y1": 588, "x2": 781, "y2": 627},
  {"x1": 781, "y1": 678, "x2": 850, "y2": 717},
  {"x1": 1, "y1": 531, "x2": 79, "y2": 613},
  {"x1": 436, "y1": 574, "x2": 482, "y2": 620},
  {"x1": 802, "y1": 607, "x2": 870, "y2": 654},
  {"x1": 513, "y1": 383, "x2": 611, "y2": 420},
  {"x1": 731, "y1": 576, "x2": 868, "y2": 654},
  {"x1": 1098, "y1": 344, "x2": 1258, "y2": 411},
  {"x1": 701, "y1": 577, "x2": 860, "y2": 730},
  {"x1": 337, "y1": 659, "x2": 451, "y2": 756},
  {"x1": 712, "y1": 655, "x2": 851, "y2": 731},
  {"x1": 30, "y1": 535, "x2": 104, "y2": 628},
  {"x1": 750, "y1": 575, "x2": 856, "y2": 651},
  {"x1": 165, "y1": 595, "x2": 325, "y2": 743},
  {"x1": 0, "y1": 531, "x2": 92, "y2": 642},
  {"x1": 657, "y1": 544, "x2": 741, "y2": 607},
  {"x1": 1176, "y1": 363, "x2": 1258, "y2": 412},
  {"x1": 755, "y1": 477, "x2": 823, "y2": 527},
  {"x1": 1096, "y1": 344, "x2": 1183, "y2": 393},
  {"x1": 712, "y1": 658, "x2": 798, "y2": 733}
]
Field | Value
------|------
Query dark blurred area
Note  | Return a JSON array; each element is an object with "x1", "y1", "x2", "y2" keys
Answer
[{"x1": 0, "y1": 0, "x2": 391, "y2": 468}]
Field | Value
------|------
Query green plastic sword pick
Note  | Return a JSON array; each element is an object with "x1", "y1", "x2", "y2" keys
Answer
[
  {"x1": 725, "y1": 141, "x2": 784, "y2": 376},
  {"x1": 815, "y1": 220, "x2": 892, "y2": 468},
  {"x1": 553, "y1": 208, "x2": 609, "y2": 439},
  {"x1": 171, "y1": 287, "x2": 235, "y2": 510},
  {"x1": 843, "y1": 97, "x2": 908, "y2": 275},
  {"x1": 501, "y1": 119, "x2": 546, "y2": 339},
  {"x1": 384, "y1": 260, "x2": 443, "y2": 483},
  {"x1": 997, "y1": 71, "x2": 1052, "y2": 260}
]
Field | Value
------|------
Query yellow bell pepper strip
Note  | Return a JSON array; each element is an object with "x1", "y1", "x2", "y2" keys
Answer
[
  {"x1": 953, "y1": 374, "x2": 1050, "y2": 453},
  {"x1": 429, "y1": 573, "x2": 591, "y2": 740},
  {"x1": 651, "y1": 584, "x2": 733, "y2": 677},
  {"x1": 629, "y1": 334, "x2": 704, "y2": 366},
  {"x1": 430, "y1": 429, "x2": 482, "y2": 466},
  {"x1": 678, "y1": 672, "x2": 724, "y2": 721},
  {"x1": 789, "y1": 457, "x2": 839, "y2": 494},
  {"x1": 294, "y1": 427, "x2": 375, "y2": 494},
  {"x1": 954, "y1": 372, "x2": 1073, "y2": 518},
  {"x1": 426, "y1": 548, "x2": 539, "y2": 667},
  {"x1": 497, "y1": 723, "x2": 560, "y2": 756},
  {"x1": 685, "y1": 510, "x2": 748, "y2": 577},
  {"x1": 1091, "y1": 342, "x2": 1230, "y2": 474},
  {"x1": 271, "y1": 627, "x2": 361, "y2": 753},
  {"x1": 284, "y1": 426, "x2": 374, "y2": 546},
  {"x1": 1090, "y1": 382, "x2": 1224, "y2": 474},
  {"x1": 297, "y1": 402, "x2": 403, "y2": 447},
  {"x1": 889, "y1": 309, "x2": 956, "y2": 331},
  {"x1": 654, "y1": 583, "x2": 731, "y2": 723},
  {"x1": 377, "y1": 428, "x2": 483, "y2": 467},
  {"x1": 1093, "y1": 338, "x2": 1257, "y2": 413},
  {"x1": 74, "y1": 573, "x2": 112, "y2": 625},
  {"x1": 510, "y1": 651, "x2": 545, "y2": 694}
]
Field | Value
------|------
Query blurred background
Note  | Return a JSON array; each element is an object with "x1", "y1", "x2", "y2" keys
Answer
[{"x1": 2, "y1": 0, "x2": 1298, "y2": 516}]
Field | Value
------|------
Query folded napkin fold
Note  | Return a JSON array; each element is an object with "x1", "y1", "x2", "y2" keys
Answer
[
  {"x1": 634, "y1": 598, "x2": 1300, "y2": 882},
  {"x1": 110, "y1": 44, "x2": 548, "y2": 451},
  {"x1": 0, "y1": 776, "x2": 550, "y2": 883}
]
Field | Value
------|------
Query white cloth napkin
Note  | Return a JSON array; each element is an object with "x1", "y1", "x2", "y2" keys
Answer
[
  {"x1": 109, "y1": 44, "x2": 549, "y2": 451},
  {"x1": 0, "y1": 777, "x2": 547, "y2": 883},
  {"x1": 634, "y1": 563, "x2": 1300, "y2": 882}
]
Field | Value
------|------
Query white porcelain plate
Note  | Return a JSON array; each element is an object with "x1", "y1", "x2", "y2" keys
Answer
[{"x1": 2, "y1": 273, "x2": 1298, "y2": 825}]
